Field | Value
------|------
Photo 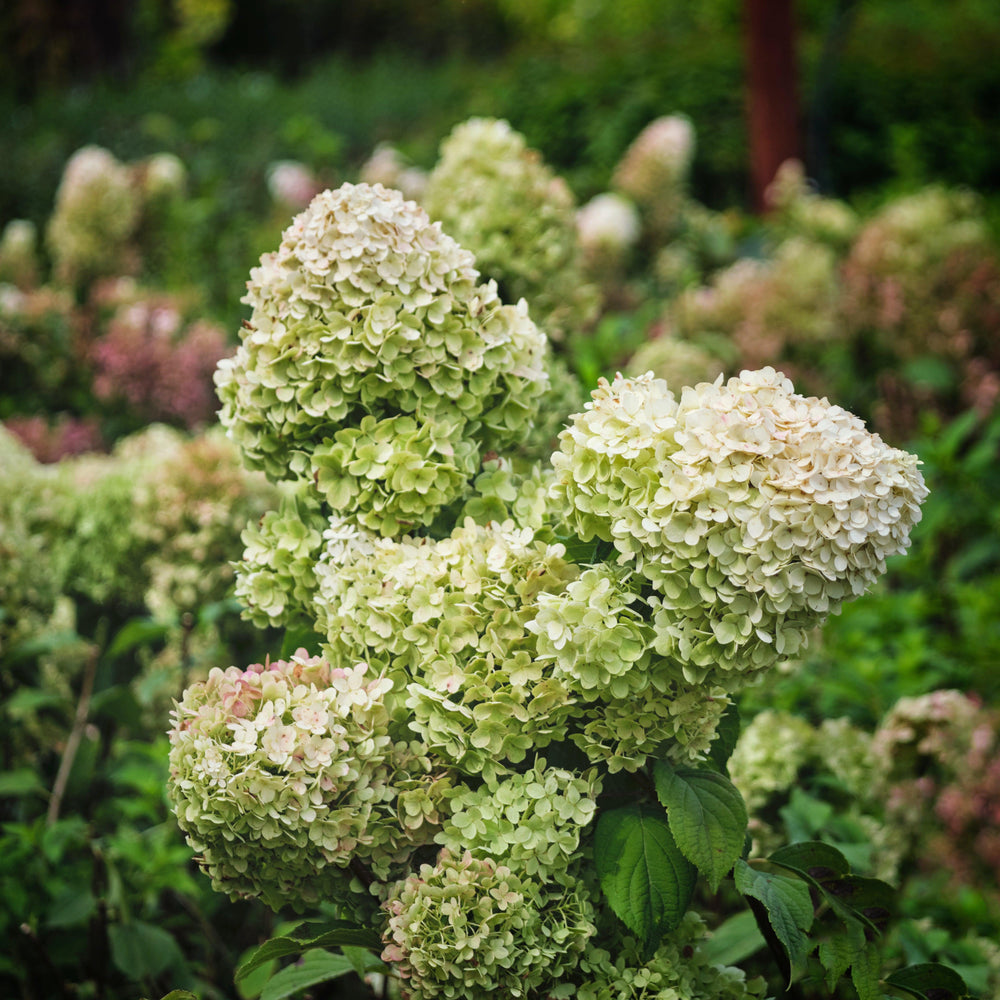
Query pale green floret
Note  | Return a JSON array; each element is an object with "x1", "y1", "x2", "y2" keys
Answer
[
  {"x1": 312, "y1": 518, "x2": 579, "y2": 776},
  {"x1": 551, "y1": 368, "x2": 928, "y2": 687},
  {"x1": 381, "y1": 850, "x2": 596, "y2": 1000},
  {"x1": 424, "y1": 117, "x2": 599, "y2": 344},
  {"x1": 570, "y1": 913, "x2": 763, "y2": 1000},
  {"x1": 215, "y1": 182, "x2": 550, "y2": 535},
  {"x1": 459, "y1": 457, "x2": 556, "y2": 534},
  {"x1": 435, "y1": 761, "x2": 602, "y2": 878},
  {"x1": 167, "y1": 651, "x2": 451, "y2": 912},
  {"x1": 234, "y1": 484, "x2": 328, "y2": 629}
]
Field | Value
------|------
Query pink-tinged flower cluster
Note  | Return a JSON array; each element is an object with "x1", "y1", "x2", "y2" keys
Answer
[
  {"x1": 873, "y1": 690, "x2": 1000, "y2": 899},
  {"x1": 168, "y1": 649, "x2": 451, "y2": 911},
  {"x1": 3, "y1": 414, "x2": 104, "y2": 463},
  {"x1": 266, "y1": 160, "x2": 323, "y2": 210},
  {"x1": 612, "y1": 115, "x2": 695, "y2": 236},
  {"x1": 90, "y1": 293, "x2": 228, "y2": 427}
]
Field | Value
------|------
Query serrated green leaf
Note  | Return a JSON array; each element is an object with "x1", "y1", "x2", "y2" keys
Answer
[
  {"x1": 700, "y1": 910, "x2": 766, "y2": 966},
  {"x1": 260, "y1": 950, "x2": 353, "y2": 1000},
  {"x1": 235, "y1": 922, "x2": 379, "y2": 985},
  {"x1": 769, "y1": 841, "x2": 851, "y2": 885},
  {"x1": 594, "y1": 803, "x2": 696, "y2": 956},
  {"x1": 851, "y1": 940, "x2": 883, "y2": 1000},
  {"x1": 818, "y1": 919, "x2": 867, "y2": 989},
  {"x1": 734, "y1": 860, "x2": 813, "y2": 976},
  {"x1": 341, "y1": 945, "x2": 385, "y2": 978},
  {"x1": 824, "y1": 876, "x2": 895, "y2": 934},
  {"x1": 653, "y1": 760, "x2": 747, "y2": 890},
  {"x1": 886, "y1": 963, "x2": 971, "y2": 999},
  {"x1": 708, "y1": 701, "x2": 741, "y2": 771}
]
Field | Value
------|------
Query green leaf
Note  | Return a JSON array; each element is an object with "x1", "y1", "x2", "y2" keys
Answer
[
  {"x1": 653, "y1": 760, "x2": 747, "y2": 890},
  {"x1": 769, "y1": 841, "x2": 851, "y2": 886},
  {"x1": 779, "y1": 787, "x2": 833, "y2": 841},
  {"x1": 109, "y1": 921, "x2": 183, "y2": 979},
  {"x1": 594, "y1": 803, "x2": 696, "y2": 956},
  {"x1": 107, "y1": 618, "x2": 170, "y2": 659},
  {"x1": 2, "y1": 687, "x2": 65, "y2": 717},
  {"x1": 823, "y1": 876, "x2": 895, "y2": 935},
  {"x1": 700, "y1": 910, "x2": 766, "y2": 966},
  {"x1": 734, "y1": 860, "x2": 813, "y2": 978},
  {"x1": 0, "y1": 768, "x2": 46, "y2": 798},
  {"x1": 818, "y1": 918, "x2": 867, "y2": 989},
  {"x1": 151, "y1": 993, "x2": 198, "y2": 1000},
  {"x1": 260, "y1": 950, "x2": 354, "y2": 1000},
  {"x1": 886, "y1": 963, "x2": 972, "y2": 999},
  {"x1": 341, "y1": 945, "x2": 386, "y2": 978},
  {"x1": 236, "y1": 956, "x2": 277, "y2": 1000},
  {"x1": 235, "y1": 922, "x2": 380, "y2": 985},
  {"x1": 279, "y1": 626, "x2": 326, "y2": 659},
  {"x1": 851, "y1": 940, "x2": 883, "y2": 1000},
  {"x1": 47, "y1": 887, "x2": 97, "y2": 928},
  {"x1": 707, "y1": 701, "x2": 741, "y2": 771}
]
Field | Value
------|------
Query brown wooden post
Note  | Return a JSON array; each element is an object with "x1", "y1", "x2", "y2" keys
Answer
[{"x1": 745, "y1": 0, "x2": 801, "y2": 212}]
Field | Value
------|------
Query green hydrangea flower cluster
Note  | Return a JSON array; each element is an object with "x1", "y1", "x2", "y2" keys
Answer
[
  {"x1": 0, "y1": 429, "x2": 61, "y2": 656},
  {"x1": 573, "y1": 914, "x2": 762, "y2": 1000},
  {"x1": 165, "y1": 172, "x2": 932, "y2": 997},
  {"x1": 168, "y1": 650, "x2": 451, "y2": 910},
  {"x1": 130, "y1": 425, "x2": 279, "y2": 617},
  {"x1": 435, "y1": 761, "x2": 601, "y2": 878},
  {"x1": 216, "y1": 181, "x2": 550, "y2": 535},
  {"x1": 235, "y1": 483, "x2": 328, "y2": 629},
  {"x1": 0, "y1": 219, "x2": 39, "y2": 288},
  {"x1": 46, "y1": 145, "x2": 141, "y2": 287},
  {"x1": 381, "y1": 850, "x2": 596, "y2": 1000},
  {"x1": 423, "y1": 117, "x2": 599, "y2": 345},
  {"x1": 313, "y1": 517, "x2": 580, "y2": 774},
  {"x1": 627, "y1": 333, "x2": 727, "y2": 398},
  {"x1": 552, "y1": 368, "x2": 928, "y2": 687},
  {"x1": 765, "y1": 159, "x2": 859, "y2": 251}
]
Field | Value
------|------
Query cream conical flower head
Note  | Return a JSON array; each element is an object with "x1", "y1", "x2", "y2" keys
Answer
[
  {"x1": 552, "y1": 368, "x2": 928, "y2": 683},
  {"x1": 216, "y1": 182, "x2": 549, "y2": 536}
]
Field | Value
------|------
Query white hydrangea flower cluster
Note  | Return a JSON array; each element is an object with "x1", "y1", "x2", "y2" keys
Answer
[
  {"x1": 576, "y1": 192, "x2": 642, "y2": 276},
  {"x1": 167, "y1": 650, "x2": 451, "y2": 911},
  {"x1": 216, "y1": 182, "x2": 550, "y2": 535},
  {"x1": 612, "y1": 115, "x2": 696, "y2": 236},
  {"x1": 423, "y1": 117, "x2": 599, "y2": 344},
  {"x1": 46, "y1": 145, "x2": 141, "y2": 286},
  {"x1": 381, "y1": 850, "x2": 596, "y2": 1000},
  {"x1": 552, "y1": 368, "x2": 928, "y2": 686}
]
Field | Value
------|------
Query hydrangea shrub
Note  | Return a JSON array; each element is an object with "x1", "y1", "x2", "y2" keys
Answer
[{"x1": 167, "y1": 180, "x2": 943, "y2": 999}]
